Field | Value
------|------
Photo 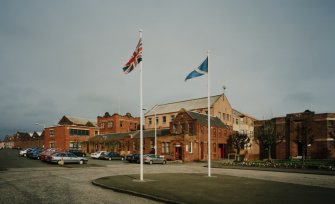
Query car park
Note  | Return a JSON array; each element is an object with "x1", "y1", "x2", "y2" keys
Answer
[
  {"x1": 144, "y1": 154, "x2": 166, "y2": 165},
  {"x1": 90, "y1": 151, "x2": 107, "y2": 159},
  {"x1": 101, "y1": 152, "x2": 125, "y2": 161},
  {"x1": 48, "y1": 152, "x2": 88, "y2": 164}
]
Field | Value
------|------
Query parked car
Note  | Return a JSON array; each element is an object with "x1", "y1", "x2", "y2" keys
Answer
[
  {"x1": 126, "y1": 154, "x2": 141, "y2": 163},
  {"x1": 27, "y1": 148, "x2": 43, "y2": 159},
  {"x1": 144, "y1": 154, "x2": 166, "y2": 165},
  {"x1": 19, "y1": 148, "x2": 31, "y2": 157},
  {"x1": 90, "y1": 151, "x2": 107, "y2": 159},
  {"x1": 39, "y1": 149, "x2": 61, "y2": 161},
  {"x1": 48, "y1": 152, "x2": 88, "y2": 164},
  {"x1": 68, "y1": 149, "x2": 86, "y2": 157},
  {"x1": 101, "y1": 152, "x2": 125, "y2": 161}
]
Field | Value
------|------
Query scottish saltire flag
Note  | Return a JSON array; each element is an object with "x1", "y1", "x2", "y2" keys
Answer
[
  {"x1": 185, "y1": 57, "x2": 208, "y2": 81},
  {"x1": 122, "y1": 38, "x2": 143, "y2": 74}
]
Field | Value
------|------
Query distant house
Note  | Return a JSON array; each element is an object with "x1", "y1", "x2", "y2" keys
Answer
[
  {"x1": 97, "y1": 112, "x2": 139, "y2": 134},
  {"x1": 44, "y1": 116, "x2": 99, "y2": 152},
  {"x1": 90, "y1": 109, "x2": 233, "y2": 161},
  {"x1": 12, "y1": 131, "x2": 44, "y2": 149}
]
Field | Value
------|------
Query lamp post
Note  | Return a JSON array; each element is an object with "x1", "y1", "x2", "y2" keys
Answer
[
  {"x1": 154, "y1": 109, "x2": 157, "y2": 155},
  {"x1": 35, "y1": 123, "x2": 46, "y2": 148}
]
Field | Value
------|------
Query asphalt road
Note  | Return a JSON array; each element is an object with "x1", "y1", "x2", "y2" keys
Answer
[{"x1": 1, "y1": 149, "x2": 335, "y2": 204}]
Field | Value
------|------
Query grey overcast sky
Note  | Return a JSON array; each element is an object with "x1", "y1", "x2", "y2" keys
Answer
[{"x1": 1, "y1": 0, "x2": 334, "y2": 139}]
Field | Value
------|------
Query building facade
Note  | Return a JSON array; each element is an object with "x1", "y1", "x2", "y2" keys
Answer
[
  {"x1": 44, "y1": 116, "x2": 99, "y2": 153},
  {"x1": 90, "y1": 110, "x2": 233, "y2": 162},
  {"x1": 97, "y1": 112, "x2": 139, "y2": 134},
  {"x1": 232, "y1": 109, "x2": 259, "y2": 160},
  {"x1": 145, "y1": 94, "x2": 234, "y2": 130},
  {"x1": 254, "y1": 110, "x2": 335, "y2": 159}
]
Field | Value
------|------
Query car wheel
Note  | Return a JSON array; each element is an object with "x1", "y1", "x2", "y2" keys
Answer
[
  {"x1": 23, "y1": 153, "x2": 26, "y2": 157},
  {"x1": 162, "y1": 160, "x2": 166, "y2": 165},
  {"x1": 136, "y1": 160, "x2": 140, "y2": 164},
  {"x1": 109, "y1": 157, "x2": 112, "y2": 161},
  {"x1": 149, "y1": 160, "x2": 153, "y2": 165},
  {"x1": 79, "y1": 160, "x2": 84, "y2": 165}
]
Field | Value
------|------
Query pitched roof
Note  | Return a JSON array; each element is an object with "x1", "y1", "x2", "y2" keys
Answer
[
  {"x1": 233, "y1": 109, "x2": 257, "y2": 120},
  {"x1": 90, "y1": 129, "x2": 171, "y2": 142},
  {"x1": 58, "y1": 116, "x2": 97, "y2": 127},
  {"x1": 145, "y1": 95, "x2": 223, "y2": 116},
  {"x1": 187, "y1": 111, "x2": 228, "y2": 129}
]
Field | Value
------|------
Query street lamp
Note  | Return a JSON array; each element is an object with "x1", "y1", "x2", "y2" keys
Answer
[{"x1": 144, "y1": 107, "x2": 157, "y2": 155}]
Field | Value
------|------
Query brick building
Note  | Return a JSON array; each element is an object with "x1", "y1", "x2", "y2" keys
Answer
[
  {"x1": 44, "y1": 116, "x2": 99, "y2": 153},
  {"x1": 90, "y1": 109, "x2": 233, "y2": 162},
  {"x1": 97, "y1": 112, "x2": 139, "y2": 134},
  {"x1": 145, "y1": 94, "x2": 234, "y2": 130},
  {"x1": 254, "y1": 110, "x2": 335, "y2": 159}
]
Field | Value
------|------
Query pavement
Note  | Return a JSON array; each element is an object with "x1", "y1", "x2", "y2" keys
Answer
[{"x1": 93, "y1": 169, "x2": 335, "y2": 204}]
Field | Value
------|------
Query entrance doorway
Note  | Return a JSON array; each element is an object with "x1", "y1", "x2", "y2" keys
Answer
[
  {"x1": 218, "y1": 144, "x2": 224, "y2": 159},
  {"x1": 175, "y1": 146, "x2": 182, "y2": 160}
]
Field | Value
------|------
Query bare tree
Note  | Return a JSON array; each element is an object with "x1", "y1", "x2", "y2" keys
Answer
[
  {"x1": 294, "y1": 118, "x2": 314, "y2": 162},
  {"x1": 254, "y1": 119, "x2": 284, "y2": 161},
  {"x1": 228, "y1": 132, "x2": 250, "y2": 160}
]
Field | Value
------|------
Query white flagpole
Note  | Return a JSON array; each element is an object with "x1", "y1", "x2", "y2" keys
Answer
[
  {"x1": 207, "y1": 50, "x2": 211, "y2": 177},
  {"x1": 139, "y1": 29, "x2": 144, "y2": 181}
]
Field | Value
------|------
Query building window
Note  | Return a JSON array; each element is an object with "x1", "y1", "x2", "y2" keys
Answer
[
  {"x1": 49, "y1": 129, "x2": 54, "y2": 136},
  {"x1": 69, "y1": 129, "x2": 89, "y2": 136},
  {"x1": 156, "y1": 117, "x2": 159, "y2": 125},
  {"x1": 181, "y1": 123, "x2": 186, "y2": 134},
  {"x1": 49, "y1": 142, "x2": 54, "y2": 148},
  {"x1": 171, "y1": 115, "x2": 175, "y2": 122},
  {"x1": 95, "y1": 131, "x2": 98, "y2": 135},
  {"x1": 161, "y1": 142, "x2": 170, "y2": 154},
  {"x1": 101, "y1": 122, "x2": 105, "y2": 128},
  {"x1": 189, "y1": 123, "x2": 194, "y2": 135},
  {"x1": 70, "y1": 142, "x2": 81, "y2": 149},
  {"x1": 163, "y1": 116, "x2": 167, "y2": 124},
  {"x1": 165, "y1": 142, "x2": 170, "y2": 154},
  {"x1": 150, "y1": 140, "x2": 154, "y2": 149},
  {"x1": 188, "y1": 142, "x2": 193, "y2": 153},
  {"x1": 173, "y1": 124, "x2": 177, "y2": 134},
  {"x1": 133, "y1": 141, "x2": 136, "y2": 151},
  {"x1": 120, "y1": 121, "x2": 123, "y2": 127},
  {"x1": 108, "y1": 121, "x2": 113, "y2": 128},
  {"x1": 149, "y1": 118, "x2": 152, "y2": 125}
]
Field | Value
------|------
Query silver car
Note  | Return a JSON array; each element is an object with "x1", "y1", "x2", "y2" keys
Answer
[
  {"x1": 48, "y1": 152, "x2": 88, "y2": 164},
  {"x1": 144, "y1": 154, "x2": 167, "y2": 165}
]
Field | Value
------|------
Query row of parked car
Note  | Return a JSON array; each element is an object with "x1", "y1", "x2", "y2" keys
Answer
[
  {"x1": 19, "y1": 148, "x2": 88, "y2": 165},
  {"x1": 90, "y1": 151, "x2": 167, "y2": 164},
  {"x1": 18, "y1": 148, "x2": 167, "y2": 165}
]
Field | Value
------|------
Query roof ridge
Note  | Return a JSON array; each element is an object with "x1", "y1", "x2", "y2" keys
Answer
[{"x1": 155, "y1": 94, "x2": 222, "y2": 107}]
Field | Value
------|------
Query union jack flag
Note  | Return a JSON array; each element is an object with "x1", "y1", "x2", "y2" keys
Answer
[{"x1": 122, "y1": 38, "x2": 142, "y2": 74}]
